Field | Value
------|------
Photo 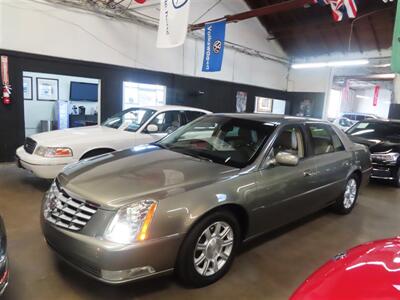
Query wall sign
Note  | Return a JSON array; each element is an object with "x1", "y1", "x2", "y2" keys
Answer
[
  {"x1": 23, "y1": 76, "x2": 33, "y2": 100},
  {"x1": 37, "y1": 78, "x2": 59, "y2": 101},
  {"x1": 236, "y1": 91, "x2": 247, "y2": 112}
]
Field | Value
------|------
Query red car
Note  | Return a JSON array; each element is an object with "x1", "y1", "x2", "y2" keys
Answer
[{"x1": 291, "y1": 237, "x2": 400, "y2": 300}]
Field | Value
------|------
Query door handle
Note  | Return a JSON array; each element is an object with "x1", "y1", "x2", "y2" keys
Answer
[{"x1": 303, "y1": 170, "x2": 314, "y2": 177}]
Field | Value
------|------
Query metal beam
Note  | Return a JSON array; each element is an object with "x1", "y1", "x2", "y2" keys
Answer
[{"x1": 190, "y1": 0, "x2": 314, "y2": 31}]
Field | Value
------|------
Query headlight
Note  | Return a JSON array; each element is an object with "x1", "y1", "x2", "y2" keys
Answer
[
  {"x1": 104, "y1": 200, "x2": 158, "y2": 244},
  {"x1": 35, "y1": 146, "x2": 73, "y2": 158},
  {"x1": 43, "y1": 180, "x2": 58, "y2": 219},
  {"x1": 371, "y1": 152, "x2": 400, "y2": 162}
]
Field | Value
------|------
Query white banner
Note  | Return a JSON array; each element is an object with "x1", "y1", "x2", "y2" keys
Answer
[{"x1": 157, "y1": 0, "x2": 191, "y2": 48}]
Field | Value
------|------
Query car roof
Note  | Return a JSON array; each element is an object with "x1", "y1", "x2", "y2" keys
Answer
[
  {"x1": 138, "y1": 105, "x2": 211, "y2": 113},
  {"x1": 357, "y1": 118, "x2": 400, "y2": 124},
  {"x1": 212, "y1": 113, "x2": 325, "y2": 125}
]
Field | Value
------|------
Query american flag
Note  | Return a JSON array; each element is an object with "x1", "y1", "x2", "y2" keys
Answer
[{"x1": 313, "y1": 0, "x2": 357, "y2": 22}]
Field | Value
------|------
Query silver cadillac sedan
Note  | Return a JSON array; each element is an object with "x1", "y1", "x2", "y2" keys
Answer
[{"x1": 41, "y1": 114, "x2": 371, "y2": 287}]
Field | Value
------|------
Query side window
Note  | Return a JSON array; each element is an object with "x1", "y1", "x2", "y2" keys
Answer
[
  {"x1": 265, "y1": 126, "x2": 305, "y2": 167},
  {"x1": 147, "y1": 111, "x2": 182, "y2": 134},
  {"x1": 342, "y1": 114, "x2": 352, "y2": 120},
  {"x1": 356, "y1": 115, "x2": 365, "y2": 121},
  {"x1": 185, "y1": 111, "x2": 205, "y2": 123},
  {"x1": 331, "y1": 131, "x2": 345, "y2": 151},
  {"x1": 307, "y1": 124, "x2": 335, "y2": 155}
]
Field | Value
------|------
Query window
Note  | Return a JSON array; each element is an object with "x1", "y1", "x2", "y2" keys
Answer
[
  {"x1": 265, "y1": 126, "x2": 305, "y2": 167},
  {"x1": 185, "y1": 111, "x2": 206, "y2": 123},
  {"x1": 339, "y1": 118, "x2": 353, "y2": 128},
  {"x1": 343, "y1": 114, "x2": 355, "y2": 121},
  {"x1": 307, "y1": 124, "x2": 335, "y2": 155},
  {"x1": 123, "y1": 81, "x2": 166, "y2": 110},
  {"x1": 102, "y1": 108, "x2": 156, "y2": 132},
  {"x1": 147, "y1": 111, "x2": 182, "y2": 134},
  {"x1": 330, "y1": 130, "x2": 345, "y2": 151},
  {"x1": 347, "y1": 121, "x2": 400, "y2": 140},
  {"x1": 158, "y1": 116, "x2": 276, "y2": 168}
]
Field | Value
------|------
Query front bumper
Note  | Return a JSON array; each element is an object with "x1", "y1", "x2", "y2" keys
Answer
[
  {"x1": 41, "y1": 218, "x2": 183, "y2": 284},
  {"x1": 16, "y1": 146, "x2": 73, "y2": 179},
  {"x1": 371, "y1": 162, "x2": 398, "y2": 181}
]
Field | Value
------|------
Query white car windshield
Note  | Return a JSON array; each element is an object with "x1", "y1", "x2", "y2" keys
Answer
[{"x1": 103, "y1": 108, "x2": 156, "y2": 132}]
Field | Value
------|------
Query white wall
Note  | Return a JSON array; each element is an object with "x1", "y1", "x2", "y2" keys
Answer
[
  {"x1": 347, "y1": 88, "x2": 392, "y2": 119},
  {"x1": 0, "y1": 0, "x2": 289, "y2": 90},
  {"x1": 23, "y1": 71, "x2": 100, "y2": 136}
]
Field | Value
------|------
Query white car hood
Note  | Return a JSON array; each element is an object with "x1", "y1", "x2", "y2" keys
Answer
[{"x1": 30, "y1": 126, "x2": 136, "y2": 147}]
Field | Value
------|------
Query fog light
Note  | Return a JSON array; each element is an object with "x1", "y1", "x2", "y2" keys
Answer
[{"x1": 101, "y1": 266, "x2": 155, "y2": 282}]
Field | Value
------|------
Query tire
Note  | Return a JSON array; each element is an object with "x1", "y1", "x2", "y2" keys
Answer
[
  {"x1": 333, "y1": 174, "x2": 360, "y2": 215},
  {"x1": 176, "y1": 210, "x2": 241, "y2": 288}
]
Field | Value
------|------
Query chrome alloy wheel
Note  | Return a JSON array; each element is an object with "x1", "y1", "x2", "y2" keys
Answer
[
  {"x1": 344, "y1": 178, "x2": 357, "y2": 209},
  {"x1": 193, "y1": 221, "x2": 234, "y2": 277}
]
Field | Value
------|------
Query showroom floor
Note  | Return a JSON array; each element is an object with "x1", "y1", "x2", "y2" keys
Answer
[{"x1": 1, "y1": 163, "x2": 399, "y2": 300}]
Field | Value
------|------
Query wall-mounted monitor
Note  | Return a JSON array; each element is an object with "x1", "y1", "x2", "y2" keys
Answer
[{"x1": 70, "y1": 82, "x2": 98, "y2": 102}]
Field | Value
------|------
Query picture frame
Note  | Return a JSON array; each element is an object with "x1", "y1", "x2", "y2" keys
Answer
[
  {"x1": 23, "y1": 76, "x2": 33, "y2": 100},
  {"x1": 255, "y1": 97, "x2": 273, "y2": 113},
  {"x1": 37, "y1": 77, "x2": 59, "y2": 101}
]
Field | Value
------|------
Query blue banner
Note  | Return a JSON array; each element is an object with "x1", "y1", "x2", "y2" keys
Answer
[{"x1": 202, "y1": 19, "x2": 226, "y2": 72}]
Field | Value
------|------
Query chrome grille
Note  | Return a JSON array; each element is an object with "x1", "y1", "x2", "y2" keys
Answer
[
  {"x1": 46, "y1": 181, "x2": 99, "y2": 232},
  {"x1": 24, "y1": 137, "x2": 37, "y2": 154}
]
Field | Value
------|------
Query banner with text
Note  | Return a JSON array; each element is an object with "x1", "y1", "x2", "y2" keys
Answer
[
  {"x1": 202, "y1": 19, "x2": 226, "y2": 72},
  {"x1": 157, "y1": 0, "x2": 191, "y2": 48}
]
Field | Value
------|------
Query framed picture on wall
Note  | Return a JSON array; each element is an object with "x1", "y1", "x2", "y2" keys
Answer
[
  {"x1": 255, "y1": 97, "x2": 273, "y2": 113},
  {"x1": 23, "y1": 76, "x2": 33, "y2": 100},
  {"x1": 37, "y1": 78, "x2": 59, "y2": 101}
]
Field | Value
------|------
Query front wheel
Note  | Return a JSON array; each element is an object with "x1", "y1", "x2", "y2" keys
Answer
[
  {"x1": 333, "y1": 175, "x2": 359, "y2": 214},
  {"x1": 176, "y1": 210, "x2": 240, "y2": 288}
]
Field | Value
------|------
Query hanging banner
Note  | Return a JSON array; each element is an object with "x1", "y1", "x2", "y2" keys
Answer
[
  {"x1": 157, "y1": 0, "x2": 191, "y2": 48},
  {"x1": 392, "y1": 1, "x2": 400, "y2": 73},
  {"x1": 373, "y1": 85, "x2": 380, "y2": 107},
  {"x1": 202, "y1": 19, "x2": 226, "y2": 72}
]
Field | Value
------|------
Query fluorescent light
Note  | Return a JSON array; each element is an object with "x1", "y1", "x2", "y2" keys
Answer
[
  {"x1": 292, "y1": 59, "x2": 369, "y2": 69},
  {"x1": 356, "y1": 95, "x2": 371, "y2": 100},
  {"x1": 371, "y1": 73, "x2": 396, "y2": 79}
]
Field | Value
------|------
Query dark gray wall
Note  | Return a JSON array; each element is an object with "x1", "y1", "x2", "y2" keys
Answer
[{"x1": 0, "y1": 49, "x2": 325, "y2": 162}]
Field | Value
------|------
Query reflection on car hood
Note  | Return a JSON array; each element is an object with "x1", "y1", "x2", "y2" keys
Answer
[
  {"x1": 290, "y1": 237, "x2": 400, "y2": 300},
  {"x1": 58, "y1": 145, "x2": 239, "y2": 209},
  {"x1": 29, "y1": 126, "x2": 135, "y2": 147},
  {"x1": 348, "y1": 136, "x2": 400, "y2": 153}
]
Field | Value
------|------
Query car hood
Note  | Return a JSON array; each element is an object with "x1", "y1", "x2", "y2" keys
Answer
[
  {"x1": 290, "y1": 237, "x2": 400, "y2": 300},
  {"x1": 57, "y1": 145, "x2": 239, "y2": 210},
  {"x1": 29, "y1": 126, "x2": 134, "y2": 147},
  {"x1": 348, "y1": 136, "x2": 400, "y2": 153}
]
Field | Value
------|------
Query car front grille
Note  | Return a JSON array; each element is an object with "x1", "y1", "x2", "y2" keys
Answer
[
  {"x1": 24, "y1": 138, "x2": 37, "y2": 154},
  {"x1": 46, "y1": 181, "x2": 99, "y2": 232}
]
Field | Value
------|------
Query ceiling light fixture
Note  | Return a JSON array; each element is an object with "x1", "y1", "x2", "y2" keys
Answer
[{"x1": 291, "y1": 59, "x2": 369, "y2": 69}]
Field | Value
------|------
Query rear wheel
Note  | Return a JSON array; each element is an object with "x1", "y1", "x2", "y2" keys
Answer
[
  {"x1": 333, "y1": 175, "x2": 359, "y2": 214},
  {"x1": 176, "y1": 210, "x2": 240, "y2": 288}
]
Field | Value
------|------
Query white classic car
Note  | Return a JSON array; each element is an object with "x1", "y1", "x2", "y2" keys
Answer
[{"x1": 16, "y1": 105, "x2": 210, "y2": 179}]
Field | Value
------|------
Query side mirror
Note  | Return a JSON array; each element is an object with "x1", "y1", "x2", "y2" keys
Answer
[
  {"x1": 275, "y1": 151, "x2": 299, "y2": 166},
  {"x1": 146, "y1": 124, "x2": 159, "y2": 133}
]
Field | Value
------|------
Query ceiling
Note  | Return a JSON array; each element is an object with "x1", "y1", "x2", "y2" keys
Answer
[{"x1": 244, "y1": 0, "x2": 396, "y2": 58}]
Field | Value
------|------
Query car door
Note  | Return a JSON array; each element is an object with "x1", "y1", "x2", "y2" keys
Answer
[
  {"x1": 305, "y1": 123, "x2": 352, "y2": 206},
  {"x1": 251, "y1": 124, "x2": 319, "y2": 233}
]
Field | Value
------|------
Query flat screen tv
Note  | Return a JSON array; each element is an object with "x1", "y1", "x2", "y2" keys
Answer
[{"x1": 70, "y1": 82, "x2": 98, "y2": 102}]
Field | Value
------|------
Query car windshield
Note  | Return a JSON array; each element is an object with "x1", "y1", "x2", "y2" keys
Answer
[
  {"x1": 102, "y1": 108, "x2": 156, "y2": 132},
  {"x1": 156, "y1": 115, "x2": 277, "y2": 168},
  {"x1": 347, "y1": 121, "x2": 400, "y2": 141}
]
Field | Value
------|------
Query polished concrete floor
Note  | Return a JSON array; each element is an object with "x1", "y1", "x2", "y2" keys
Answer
[{"x1": 1, "y1": 163, "x2": 400, "y2": 300}]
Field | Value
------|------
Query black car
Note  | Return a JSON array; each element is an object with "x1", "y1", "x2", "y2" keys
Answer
[{"x1": 347, "y1": 119, "x2": 400, "y2": 187}]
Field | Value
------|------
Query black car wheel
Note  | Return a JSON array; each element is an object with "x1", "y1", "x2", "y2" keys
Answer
[
  {"x1": 333, "y1": 174, "x2": 360, "y2": 214},
  {"x1": 176, "y1": 210, "x2": 240, "y2": 288}
]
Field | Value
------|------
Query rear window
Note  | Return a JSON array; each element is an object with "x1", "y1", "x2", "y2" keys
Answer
[
  {"x1": 348, "y1": 122, "x2": 400, "y2": 140},
  {"x1": 185, "y1": 111, "x2": 206, "y2": 123}
]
